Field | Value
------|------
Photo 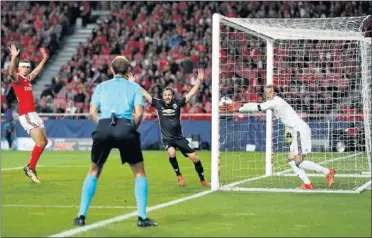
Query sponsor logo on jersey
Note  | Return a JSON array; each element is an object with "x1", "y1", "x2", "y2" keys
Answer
[{"x1": 162, "y1": 108, "x2": 176, "y2": 116}]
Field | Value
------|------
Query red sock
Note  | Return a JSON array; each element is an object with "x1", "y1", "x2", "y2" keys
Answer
[{"x1": 28, "y1": 145, "x2": 45, "y2": 170}]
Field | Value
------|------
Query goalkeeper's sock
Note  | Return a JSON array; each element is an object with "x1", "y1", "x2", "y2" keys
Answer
[
  {"x1": 135, "y1": 177, "x2": 148, "y2": 219},
  {"x1": 288, "y1": 159, "x2": 311, "y2": 184},
  {"x1": 169, "y1": 157, "x2": 182, "y2": 176},
  {"x1": 299, "y1": 160, "x2": 330, "y2": 175},
  {"x1": 78, "y1": 174, "x2": 98, "y2": 217},
  {"x1": 193, "y1": 160, "x2": 205, "y2": 181}
]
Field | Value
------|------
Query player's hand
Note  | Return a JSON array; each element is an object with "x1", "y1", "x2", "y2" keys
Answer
[
  {"x1": 8, "y1": 45, "x2": 20, "y2": 57},
  {"x1": 196, "y1": 69, "x2": 204, "y2": 82},
  {"x1": 40, "y1": 48, "x2": 49, "y2": 60},
  {"x1": 127, "y1": 72, "x2": 136, "y2": 82},
  {"x1": 219, "y1": 102, "x2": 242, "y2": 112}
]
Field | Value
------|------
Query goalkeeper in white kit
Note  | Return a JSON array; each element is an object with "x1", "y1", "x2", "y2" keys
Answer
[{"x1": 220, "y1": 85, "x2": 335, "y2": 190}]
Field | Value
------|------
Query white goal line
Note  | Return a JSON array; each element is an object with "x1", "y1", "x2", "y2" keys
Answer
[
  {"x1": 277, "y1": 173, "x2": 370, "y2": 178},
  {"x1": 2, "y1": 204, "x2": 137, "y2": 209}
]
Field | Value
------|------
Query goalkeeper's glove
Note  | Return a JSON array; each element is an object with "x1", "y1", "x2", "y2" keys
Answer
[{"x1": 219, "y1": 102, "x2": 243, "y2": 112}]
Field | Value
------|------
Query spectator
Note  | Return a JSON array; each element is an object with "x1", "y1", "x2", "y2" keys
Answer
[
  {"x1": 2, "y1": 103, "x2": 15, "y2": 149},
  {"x1": 40, "y1": 85, "x2": 54, "y2": 99},
  {"x1": 65, "y1": 100, "x2": 77, "y2": 115}
]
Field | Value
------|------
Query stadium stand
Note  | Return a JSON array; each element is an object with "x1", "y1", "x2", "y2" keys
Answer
[
  {"x1": 1, "y1": 1, "x2": 85, "y2": 110},
  {"x1": 1, "y1": 1, "x2": 371, "y2": 120}
]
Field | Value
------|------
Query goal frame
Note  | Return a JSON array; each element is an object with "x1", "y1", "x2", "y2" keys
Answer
[{"x1": 211, "y1": 13, "x2": 372, "y2": 194}]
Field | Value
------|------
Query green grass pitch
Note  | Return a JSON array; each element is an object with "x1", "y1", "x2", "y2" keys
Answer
[{"x1": 1, "y1": 151, "x2": 371, "y2": 237}]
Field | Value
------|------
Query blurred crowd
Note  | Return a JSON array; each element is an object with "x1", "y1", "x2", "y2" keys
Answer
[{"x1": 1, "y1": 1, "x2": 371, "y2": 120}]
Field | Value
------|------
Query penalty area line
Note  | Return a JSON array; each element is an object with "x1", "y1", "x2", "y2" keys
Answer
[
  {"x1": 48, "y1": 190, "x2": 212, "y2": 237},
  {"x1": 1, "y1": 165, "x2": 45, "y2": 171}
]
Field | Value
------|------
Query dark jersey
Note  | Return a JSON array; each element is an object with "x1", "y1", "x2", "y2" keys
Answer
[{"x1": 151, "y1": 97, "x2": 186, "y2": 140}]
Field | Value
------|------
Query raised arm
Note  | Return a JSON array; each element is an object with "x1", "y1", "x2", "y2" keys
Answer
[
  {"x1": 8, "y1": 45, "x2": 20, "y2": 82},
  {"x1": 127, "y1": 72, "x2": 153, "y2": 104},
  {"x1": 185, "y1": 69, "x2": 204, "y2": 103},
  {"x1": 29, "y1": 48, "x2": 49, "y2": 81},
  {"x1": 133, "y1": 85, "x2": 145, "y2": 130},
  {"x1": 140, "y1": 87, "x2": 153, "y2": 104}
]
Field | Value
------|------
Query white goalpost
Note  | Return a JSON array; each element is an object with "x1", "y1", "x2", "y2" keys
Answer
[{"x1": 211, "y1": 14, "x2": 372, "y2": 193}]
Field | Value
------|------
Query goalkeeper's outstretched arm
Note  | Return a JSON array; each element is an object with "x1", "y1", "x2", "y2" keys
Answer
[{"x1": 238, "y1": 100, "x2": 276, "y2": 112}]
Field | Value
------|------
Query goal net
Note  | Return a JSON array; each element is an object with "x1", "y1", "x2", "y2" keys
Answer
[{"x1": 211, "y1": 14, "x2": 372, "y2": 193}]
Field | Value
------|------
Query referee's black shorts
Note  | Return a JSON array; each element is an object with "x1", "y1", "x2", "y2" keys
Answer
[
  {"x1": 162, "y1": 137, "x2": 195, "y2": 157},
  {"x1": 91, "y1": 118, "x2": 143, "y2": 166}
]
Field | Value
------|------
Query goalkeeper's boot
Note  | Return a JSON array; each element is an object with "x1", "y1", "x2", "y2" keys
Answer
[
  {"x1": 177, "y1": 175, "x2": 185, "y2": 186},
  {"x1": 73, "y1": 215, "x2": 86, "y2": 226},
  {"x1": 137, "y1": 217, "x2": 157, "y2": 227},
  {"x1": 23, "y1": 165, "x2": 41, "y2": 184},
  {"x1": 326, "y1": 168, "x2": 336, "y2": 188},
  {"x1": 299, "y1": 183, "x2": 313, "y2": 190},
  {"x1": 201, "y1": 180, "x2": 211, "y2": 187}
]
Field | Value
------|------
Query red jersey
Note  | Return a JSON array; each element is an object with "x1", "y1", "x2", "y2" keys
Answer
[{"x1": 11, "y1": 74, "x2": 36, "y2": 115}]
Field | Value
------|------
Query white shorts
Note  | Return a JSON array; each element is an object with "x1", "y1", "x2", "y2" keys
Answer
[
  {"x1": 19, "y1": 112, "x2": 45, "y2": 135},
  {"x1": 290, "y1": 125, "x2": 312, "y2": 156}
]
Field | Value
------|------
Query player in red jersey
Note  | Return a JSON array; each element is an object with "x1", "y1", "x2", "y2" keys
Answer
[{"x1": 8, "y1": 44, "x2": 49, "y2": 184}]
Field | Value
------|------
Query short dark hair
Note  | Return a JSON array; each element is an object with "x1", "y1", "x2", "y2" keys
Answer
[
  {"x1": 265, "y1": 84, "x2": 279, "y2": 93},
  {"x1": 111, "y1": 56, "x2": 129, "y2": 75},
  {"x1": 163, "y1": 87, "x2": 175, "y2": 96}
]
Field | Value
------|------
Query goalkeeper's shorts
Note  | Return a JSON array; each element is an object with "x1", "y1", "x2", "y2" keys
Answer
[{"x1": 290, "y1": 126, "x2": 312, "y2": 156}]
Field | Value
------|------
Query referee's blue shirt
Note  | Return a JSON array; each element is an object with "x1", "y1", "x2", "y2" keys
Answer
[{"x1": 91, "y1": 77, "x2": 144, "y2": 121}]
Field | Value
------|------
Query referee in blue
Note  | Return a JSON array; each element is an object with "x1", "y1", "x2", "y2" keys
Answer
[{"x1": 73, "y1": 56, "x2": 157, "y2": 227}]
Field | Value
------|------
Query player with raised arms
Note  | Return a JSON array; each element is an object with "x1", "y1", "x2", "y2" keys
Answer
[
  {"x1": 220, "y1": 84, "x2": 336, "y2": 190},
  {"x1": 128, "y1": 70, "x2": 210, "y2": 187},
  {"x1": 8, "y1": 44, "x2": 49, "y2": 184}
]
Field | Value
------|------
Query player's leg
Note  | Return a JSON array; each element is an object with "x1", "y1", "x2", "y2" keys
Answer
[
  {"x1": 294, "y1": 129, "x2": 336, "y2": 187},
  {"x1": 292, "y1": 155, "x2": 313, "y2": 189},
  {"x1": 28, "y1": 127, "x2": 48, "y2": 168},
  {"x1": 288, "y1": 133, "x2": 312, "y2": 189},
  {"x1": 186, "y1": 151, "x2": 210, "y2": 187},
  {"x1": 177, "y1": 138, "x2": 210, "y2": 186},
  {"x1": 19, "y1": 113, "x2": 47, "y2": 183},
  {"x1": 74, "y1": 130, "x2": 111, "y2": 226},
  {"x1": 165, "y1": 143, "x2": 185, "y2": 186}
]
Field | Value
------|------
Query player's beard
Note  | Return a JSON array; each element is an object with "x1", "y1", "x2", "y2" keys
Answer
[{"x1": 164, "y1": 99, "x2": 172, "y2": 105}]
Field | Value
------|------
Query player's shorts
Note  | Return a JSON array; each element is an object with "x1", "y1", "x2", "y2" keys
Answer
[
  {"x1": 290, "y1": 125, "x2": 312, "y2": 156},
  {"x1": 162, "y1": 137, "x2": 195, "y2": 157},
  {"x1": 19, "y1": 112, "x2": 45, "y2": 134},
  {"x1": 91, "y1": 118, "x2": 143, "y2": 166}
]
